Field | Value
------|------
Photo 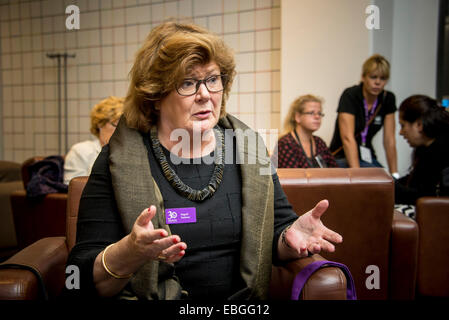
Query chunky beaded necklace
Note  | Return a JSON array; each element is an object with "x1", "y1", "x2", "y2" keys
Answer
[{"x1": 150, "y1": 126, "x2": 225, "y2": 202}]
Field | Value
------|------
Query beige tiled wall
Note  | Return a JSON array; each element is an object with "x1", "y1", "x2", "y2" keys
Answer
[{"x1": 0, "y1": 0, "x2": 281, "y2": 162}]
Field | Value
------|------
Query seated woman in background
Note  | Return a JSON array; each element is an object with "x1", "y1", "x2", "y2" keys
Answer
[
  {"x1": 272, "y1": 94, "x2": 337, "y2": 168},
  {"x1": 63, "y1": 96, "x2": 124, "y2": 185},
  {"x1": 329, "y1": 54, "x2": 398, "y2": 177},
  {"x1": 395, "y1": 94, "x2": 449, "y2": 217}
]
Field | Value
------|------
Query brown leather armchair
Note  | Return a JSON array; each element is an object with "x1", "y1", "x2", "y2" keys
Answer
[
  {"x1": 10, "y1": 157, "x2": 67, "y2": 249},
  {"x1": 0, "y1": 160, "x2": 23, "y2": 260},
  {"x1": 0, "y1": 176, "x2": 348, "y2": 300},
  {"x1": 277, "y1": 168, "x2": 419, "y2": 300},
  {"x1": 415, "y1": 196, "x2": 449, "y2": 298}
]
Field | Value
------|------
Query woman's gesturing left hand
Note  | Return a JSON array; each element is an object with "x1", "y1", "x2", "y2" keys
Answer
[{"x1": 279, "y1": 200, "x2": 343, "y2": 260}]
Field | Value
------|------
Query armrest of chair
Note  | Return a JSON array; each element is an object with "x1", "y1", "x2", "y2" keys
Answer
[
  {"x1": 270, "y1": 254, "x2": 347, "y2": 300},
  {"x1": 416, "y1": 197, "x2": 449, "y2": 297},
  {"x1": 0, "y1": 180, "x2": 23, "y2": 250},
  {"x1": 10, "y1": 190, "x2": 67, "y2": 249},
  {"x1": 388, "y1": 210, "x2": 419, "y2": 300},
  {"x1": 0, "y1": 237, "x2": 68, "y2": 300}
]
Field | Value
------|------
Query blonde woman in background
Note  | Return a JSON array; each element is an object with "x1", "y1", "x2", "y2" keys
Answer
[
  {"x1": 329, "y1": 54, "x2": 398, "y2": 178},
  {"x1": 63, "y1": 96, "x2": 124, "y2": 185},
  {"x1": 273, "y1": 94, "x2": 337, "y2": 168}
]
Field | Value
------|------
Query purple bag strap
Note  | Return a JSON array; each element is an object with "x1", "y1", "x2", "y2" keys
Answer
[{"x1": 290, "y1": 260, "x2": 357, "y2": 300}]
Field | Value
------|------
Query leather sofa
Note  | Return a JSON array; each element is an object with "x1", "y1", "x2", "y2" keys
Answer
[
  {"x1": 0, "y1": 161, "x2": 23, "y2": 260},
  {"x1": 277, "y1": 167, "x2": 419, "y2": 300},
  {"x1": 415, "y1": 196, "x2": 449, "y2": 298},
  {"x1": 0, "y1": 176, "x2": 348, "y2": 300},
  {"x1": 10, "y1": 157, "x2": 67, "y2": 249}
]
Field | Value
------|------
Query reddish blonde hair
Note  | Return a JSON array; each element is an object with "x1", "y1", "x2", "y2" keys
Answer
[{"x1": 123, "y1": 21, "x2": 236, "y2": 133}]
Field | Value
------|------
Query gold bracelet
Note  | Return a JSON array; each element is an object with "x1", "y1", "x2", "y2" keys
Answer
[
  {"x1": 102, "y1": 244, "x2": 133, "y2": 279},
  {"x1": 281, "y1": 224, "x2": 293, "y2": 249}
]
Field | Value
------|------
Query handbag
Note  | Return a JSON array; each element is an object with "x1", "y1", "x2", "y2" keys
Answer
[{"x1": 290, "y1": 260, "x2": 357, "y2": 300}]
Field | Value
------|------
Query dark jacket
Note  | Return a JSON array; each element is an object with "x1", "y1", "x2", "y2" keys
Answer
[
  {"x1": 395, "y1": 134, "x2": 449, "y2": 205},
  {"x1": 26, "y1": 155, "x2": 68, "y2": 199}
]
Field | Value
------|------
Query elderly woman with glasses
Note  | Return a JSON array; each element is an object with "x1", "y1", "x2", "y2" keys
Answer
[
  {"x1": 63, "y1": 96, "x2": 124, "y2": 185},
  {"x1": 272, "y1": 95, "x2": 337, "y2": 168},
  {"x1": 65, "y1": 22, "x2": 342, "y2": 300}
]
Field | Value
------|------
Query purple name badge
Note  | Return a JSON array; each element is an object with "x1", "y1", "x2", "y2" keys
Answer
[{"x1": 165, "y1": 207, "x2": 197, "y2": 224}]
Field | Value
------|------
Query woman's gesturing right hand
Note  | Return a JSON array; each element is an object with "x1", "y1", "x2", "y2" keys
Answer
[
  {"x1": 94, "y1": 205, "x2": 186, "y2": 296},
  {"x1": 128, "y1": 205, "x2": 187, "y2": 263}
]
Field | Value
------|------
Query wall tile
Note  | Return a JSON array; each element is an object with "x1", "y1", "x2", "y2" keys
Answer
[
  {"x1": 208, "y1": 15, "x2": 222, "y2": 35},
  {"x1": 12, "y1": 102, "x2": 24, "y2": 118},
  {"x1": 255, "y1": 51, "x2": 270, "y2": 71},
  {"x1": 194, "y1": 0, "x2": 222, "y2": 17},
  {"x1": 1, "y1": 0, "x2": 281, "y2": 162},
  {"x1": 255, "y1": 8, "x2": 271, "y2": 29},
  {"x1": 240, "y1": 0, "x2": 255, "y2": 11},
  {"x1": 24, "y1": 101, "x2": 34, "y2": 117},
  {"x1": 226, "y1": 94, "x2": 238, "y2": 113},
  {"x1": 239, "y1": 93, "x2": 255, "y2": 113},
  {"x1": 101, "y1": 9, "x2": 113, "y2": 27},
  {"x1": 113, "y1": 27, "x2": 125, "y2": 44},
  {"x1": 239, "y1": 72, "x2": 255, "y2": 93},
  {"x1": 255, "y1": 92, "x2": 271, "y2": 113},
  {"x1": 165, "y1": 1, "x2": 179, "y2": 18},
  {"x1": 0, "y1": 21, "x2": 10, "y2": 38},
  {"x1": 255, "y1": 29, "x2": 271, "y2": 50},
  {"x1": 223, "y1": 13, "x2": 238, "y2": 33},
  {"x1": 21, "y1": 19, "x2": 32, "y2": 36},
  {"x1": 239, "y1": 31, "x2": 254, "y2": 52},
  {"x1": 112, "y1": 8, "x2": 125, "y2": 26},
  {"x1": 151, "y1": 3, "x2": 164, "y2": 23},
  {"x1": 256, "y1": 0, "x2": 271, "y2": 9},
  {"x1": 236, "y1": 52, "x2": 254, "y2": 73},
  {"x1": 256, "y1": 72, "x2": 271, "y2": 92},
  {"x1": 0, "y1": 4, "x2": 10, "y2": 21},
  {"x1": 10, "y1": 20, "x2": 20, "y2": 37},
  {"x1": 1, "y1": 38, "x2": 11, "y2": 53},
  {"x1": 224, "y1": 0, "x2": 238, "y2": 13}
]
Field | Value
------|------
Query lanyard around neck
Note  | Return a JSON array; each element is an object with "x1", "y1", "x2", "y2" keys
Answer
[
  {"x1": 294, "y1": 129, "x2": 315, "y2": 166},
  {"x1": 361, "y1": 98, "x2": 378, "y2": 145}
]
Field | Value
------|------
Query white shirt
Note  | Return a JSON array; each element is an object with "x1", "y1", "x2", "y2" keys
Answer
[{"x1": 63, "y1": 138, "x2": 102, "y2": 185}]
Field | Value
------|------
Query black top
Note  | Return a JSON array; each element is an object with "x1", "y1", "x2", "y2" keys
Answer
[
  {"x1": 143, "y1": 133, "x2": 243, "y2": 299},
  {"x1": 65, "y1": 133, "x2": 297, "y2": 299},
  {"x1": 395, "y1": 134, "x2": 449, "y2": 205},
  {"x1": 329, "y1": 83, "x2": 397, "y2": 160}
]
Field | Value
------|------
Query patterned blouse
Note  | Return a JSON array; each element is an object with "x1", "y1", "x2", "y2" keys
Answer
[{"x1": 272, "y1": 132, "x2": 338, "y2": 168}]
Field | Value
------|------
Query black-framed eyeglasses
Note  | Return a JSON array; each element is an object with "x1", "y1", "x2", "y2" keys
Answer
[
  {"x1": 176, "y1": 74, "x2": 228, "y2": 96},
  {"x1": 300, "y1": 111, "x2": 325, "y2": 117}
]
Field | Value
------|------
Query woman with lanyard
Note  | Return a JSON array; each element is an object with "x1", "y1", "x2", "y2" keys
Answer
[
  {"x1": 273, "y1": 94, "x2": 338, "y2": 168},
  {"x1": 329, "y1": 54, "x2": 399, "y2": 178}
]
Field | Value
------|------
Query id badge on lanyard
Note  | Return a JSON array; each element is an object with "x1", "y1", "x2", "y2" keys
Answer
[
  {"x1": 360, "y1": 99, "x2": 378, "y2": 164},
  {"x1": 359, "y1": 145, "x2": 372, "y2": 163}
]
